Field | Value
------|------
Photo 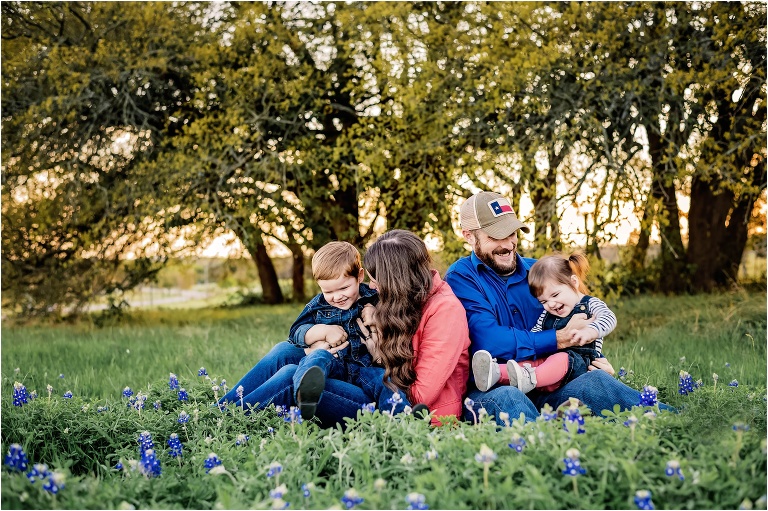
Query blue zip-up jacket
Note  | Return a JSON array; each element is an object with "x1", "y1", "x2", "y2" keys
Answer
[
  {"x1": 444, "y1": 252, "x2": 557, "y2": 362},
  {"x1": 287, "y1": 283, "x2": 378, "y2": 365}
]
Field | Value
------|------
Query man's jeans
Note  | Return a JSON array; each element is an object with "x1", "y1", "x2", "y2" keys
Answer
[{"x1": 463, "y1": 369, "x2": 675, "y2": 426}]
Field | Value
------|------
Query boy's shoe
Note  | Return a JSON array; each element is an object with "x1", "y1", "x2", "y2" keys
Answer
[
  {"x1": 412, "y1": 403, "x2": 430, "y2": 419},
  {"x1": 296, "y1": 366, "x2": 325, "y2": 420},
  {"x1": 507, "y1": 360, "x2": 537, "y2": 394},
  {"x1": 472, "y1": 350, "x2": 501, "y2": 392}
]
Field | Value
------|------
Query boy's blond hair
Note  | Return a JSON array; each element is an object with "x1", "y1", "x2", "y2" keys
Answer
[{"x1": 312, "y1": 241, "x2": 361, "y2": 281}]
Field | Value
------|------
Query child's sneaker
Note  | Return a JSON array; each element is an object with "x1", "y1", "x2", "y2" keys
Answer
[
  {"x1": 507, "y1": 360, "x2": 537, "y2": 394},
  {"x1": 297, "y1": 366, "x2": 325, "y2": 420},
  {"x1": 472, "y1": 350, "x2": 500, "y2": 391}
]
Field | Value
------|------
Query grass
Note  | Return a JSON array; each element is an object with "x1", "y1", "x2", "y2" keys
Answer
[{"x1": 1, "y1": 290, "x2": 765, "y2": 509}]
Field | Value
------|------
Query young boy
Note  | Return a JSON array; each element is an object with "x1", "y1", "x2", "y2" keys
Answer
[{"x1": 288, "y1": 241, "x2": 402, "y2": 419}]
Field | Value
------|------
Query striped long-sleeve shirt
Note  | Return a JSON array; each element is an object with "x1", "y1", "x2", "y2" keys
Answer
[{"x1": 530, "y1": 296, "x2": 616, "y2": 353}]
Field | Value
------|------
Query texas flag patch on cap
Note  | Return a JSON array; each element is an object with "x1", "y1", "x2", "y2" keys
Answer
[{"x1": 488, "y1": 198, "x2": 513, "y2": 217}]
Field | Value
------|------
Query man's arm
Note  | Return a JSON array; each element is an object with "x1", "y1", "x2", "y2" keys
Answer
[{"x1": 445, "y1": 265, "x2": 556, "y2": 361}]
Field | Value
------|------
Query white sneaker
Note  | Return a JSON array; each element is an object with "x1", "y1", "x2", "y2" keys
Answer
[
  {"x1": 507, "y1": 360, "x2": 537, "y2": 394},
  {"x1": 472, "y1": 350, "x2": 501, "y2": 392}
]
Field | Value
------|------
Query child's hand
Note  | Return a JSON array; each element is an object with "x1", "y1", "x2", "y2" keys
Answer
[
  {"x1": 571, "y1": 326, "x2": 598, "y2": 345},
  {"x1": 322, "y1": 325, "x2": 349, "y2": 347},
  {"x1": 304, "y1": 340, "x2": 349, "y2": 358},
  {"x1": 588, "y1": 356, "x2": 615, "y2": 375}
]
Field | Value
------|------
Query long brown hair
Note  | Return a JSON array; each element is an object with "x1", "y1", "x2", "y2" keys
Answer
[
  {"x1": 528, "y1": 251, "x2": 590, "y2": 298},
  {"x1": 364, "y1": 230, "x2": 433, "y2": 398}
]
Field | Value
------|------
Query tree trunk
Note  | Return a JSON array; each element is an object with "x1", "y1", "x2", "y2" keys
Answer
[
  {"x1": 288, "y1": 241, "x2": 306, "y2": 303},
  {"x1": 647, "y1": 127, "x2": 687, "y2": 292},
  {"x1": 532, "y1": 151, "x2": 562, "y2": 252},
  {"x1": 253, "y1": 238, "x2": 284, "y2": 304}
]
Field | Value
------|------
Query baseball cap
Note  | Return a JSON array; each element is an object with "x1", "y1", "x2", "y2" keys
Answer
[{"x1": 460, "y1": 191, "x2": 530, "y2": 239}]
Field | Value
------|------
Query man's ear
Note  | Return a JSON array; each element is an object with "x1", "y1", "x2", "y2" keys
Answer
[{"x1": 461, "y1": 229, "x2": 476, "y2": 244}]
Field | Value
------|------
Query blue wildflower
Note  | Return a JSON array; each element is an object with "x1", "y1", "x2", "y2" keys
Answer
[
  {"x1": 284, "y1": 406, "x2": 303, "y2": 424},
  {"x1": 13, "y1": 382, "x2": 29, "y2": 407},
  {"x1": 665, "y1": 460, "x2": 684, "y2": 481},
  {"x1": 42, "y1": 471, "x2": 66, "y2": 494},
  {"x1": 361, "y1": 402, "x2": 376, "y2": 414},
  {"x1": 508, "y1": 434, "x2": 527, "y2": 453},
  {"x1": 270, "y1": 484, "x2": 288, "y2": 499},
  {"x1": 178, "y1": 411, "x2": 190, "y2": 424},
  {"x1": 678, "y1": 371, "x2": 695, "y2": 395},
  {"x1": 725, "y1": 362, "x2": 731, "y2": 368},
  {"x1": 623, "y1": 415, "x2": 639, "y2": 428},
  {"x1": 235, "y1": 434, "x2": 249, "y2": 446},
  {"x1": 178, "y1": 388, "x2": 189, "y2": 401},
  {"x1": 220, "y1": 379, "x2": 226, "y2": 388},
  {"x1": 638, "y1": 385, "x2": 658, "y2": 407},
  {"x1": 267, "y1": 427, "x2": 274, "y2": 435},
  {"x1": 341, "y1": 489, "x2": 364, "y2": 509},
  {"x1": 463, "y1": 397, "x2": 475, "y2": 409},
  {"x1": 4, "y1": 444, "x2": 28, "y2": 472},
  {"x1": 127, "y1": 396, "x2": 137, "y2": 408},
  {"x1": 564, "y1": 406, "x2": 586, "y2": 434},
  {"x1": 541, "y1": 404, "x2": 557, "y2": 422},
  {"x1": 474, "y1": 444, "x2": 497, "y2": 464},
  {"x1": 153, "y1": 401, "x2": 161, "y2": 410},
  {"x1": 204, "y1": 453, "x2": 222, "y2": 474},
  {"x1": 115, "y1": 461, "x2": 123, "y2": 471},
  {"x1": 634, "y1": 490, "x2": 655, "y2": 510},
  {"x1": 29, "y1": 389, "x2": 38, "y2": 400},
  {"x1": 198, "y1": 367, "x2": 208, "y2": 377},
  {"x1": 59, "y1": 374, "x2": 65, "y2": 379},
  {"x1": 122, "y1": 387, "x2": 133, "y2": 398},
  {"x1": 63, "y1": 390, "x2": 73, "y2": 399},
  {"x1": 97, "y1": 405, "x2": 109, "y2": 413},
  {"x1": 169, "y1": 373, "x2": 179, "y2": 390},
  {"x1": 729, "y1": 380, "x2": 739, "y2": 388},
  {"x1": 387, "y1": 392, "x2": 403, "y2": 406},
  {"x1": 618, "y1": 367, "x2": 627, "y2": 380},
  {"x1": 27, "y1": 463, "x2": 50, "y2": 483},
  {"x1": 267, "y1": 461, "x2": 283, "y2": 478},
  {"x1": 167, "y1": 434, "x2": 183, "y2": 458},
  {"x1": 138, "y1": 431, "x2": 154, "y2": 452},
  {"x1": 406, "y1": 492, "x2": 429, "y2": 510},
  {"x1": 562, "y1": 449, "x2": 586, "y2": 476},
  {"x1": 235, "y1": 385, "x2": 244, "y2": 401},
  {"x1": 302, "y1": 484, "x2": 312, "y2": 498},
  {"x1": 139, "y1": 449, "x2": 161, "y2": 478},
  {"x1": 733, "y1": 422, "x2": 750, "y2": 432}
]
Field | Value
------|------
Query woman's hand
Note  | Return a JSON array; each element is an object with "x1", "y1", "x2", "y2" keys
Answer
[
  {"x1": 356, "y1": 317, "x2": 384, "y2": 365},
  {"x1": 360, "y1": 304, "x2": 376, "y2": 326},
  {"x1": 588, "y1": 356, "x2": 615, "y2": 376}
]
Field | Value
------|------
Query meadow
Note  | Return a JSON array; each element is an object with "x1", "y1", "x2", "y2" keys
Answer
[{"x1": 1, "y1": 290, "x2": 766, "y2": 509}]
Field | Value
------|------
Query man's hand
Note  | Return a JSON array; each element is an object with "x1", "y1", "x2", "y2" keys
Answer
[
  {"x1": 588, "y1": 356, "x2": 615, "y2": 376},
  {"x1": 555, "y1": 314, "x2": 590, "y2": 349}
]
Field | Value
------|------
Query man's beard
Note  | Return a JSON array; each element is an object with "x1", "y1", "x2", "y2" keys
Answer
[{"x1": 474, "y1": 241, "x2": 517, "y2": 276}]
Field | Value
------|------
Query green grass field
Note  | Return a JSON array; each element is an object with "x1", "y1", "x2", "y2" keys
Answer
[{"x1": 1, "y1": 291, "x2": 766, "y2": 509}]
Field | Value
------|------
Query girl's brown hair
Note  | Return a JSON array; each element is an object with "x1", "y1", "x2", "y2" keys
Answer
[
  {"x1": 528, "y1": 252, "x2": 590, "y2": 298},
  {"x1": 311, "y1": 241, "x2": 361, "y2": 281},
  {"x1": 363, "y1": 230, "x2": 433, "y2": 399}
]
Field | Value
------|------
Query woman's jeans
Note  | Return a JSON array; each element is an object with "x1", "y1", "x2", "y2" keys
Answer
[{"x1": 463, "y1": 370, "x2": 676, "y2": 426}]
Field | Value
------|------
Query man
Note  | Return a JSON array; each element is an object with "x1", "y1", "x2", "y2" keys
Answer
[{"x1": 445, "y1": 190, "x2": 669, "y2": 425}]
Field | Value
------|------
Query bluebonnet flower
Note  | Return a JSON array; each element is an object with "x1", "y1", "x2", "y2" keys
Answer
[
  {"x1": 270, "y1": 484, "x2": 288, "y2": 499},
  {"x1": 178, "y1": 388, "x2": 189, "y2": 401},
  {"x1": 115, "y1": 461, "x2": 124, "y2": 471},
  {"x1": 267, "y1": 427, "x2": 274, "y2": 435},
  {"x1": 153, "y1": 401, "x2": 161, "y2": 410},
  {"x1": 624, "y1": 415, "x2": 639, "y2": 427},
  {"x1": 267, "y1": 461, "x2": 283, "y2": 478},
  {"x1": 97, "y1": 405, "x2": 109, "y2": 413},
  {"x1": 29, "y1": 389, "x2": 38, "y2": 400},
  {"x1": 168, "y1": 434, "x2": 183, "y2": 458},
  {"x1": 127, "y1": 396, "x2": 137, "y2": 408},
  {"x1": 618, "y1": 367, "x2": 627, "y2": 380},
  {"x1": 361, "y1": 402, "x2": 376, "y2": 414},
  {"x1": 541, "y1": 403, "x2": 558, "y2": 422},
  {"x1": 498, "y1": 411, "x2": 511, "y2": 427},
  {"x1": 474, "y1": 444, "x2": 497, "y2": 464},
  {"x1": 13, "y1": 382, "x2": 29, "y2": 407},
  {"x1": 665, "y1": 460, "x2": 684, "y2": 481},
  {"x1": 464, "y1": 397, "x2": 479, "y2": 424},
  {"x1": 198, "y1": 367, "x2": 208, "y2": 377},
  {"x1": 284, "y1": 406, "x2": 302, "y2": 424},
  {"x1": 694, "y1": 379, "x2": 703, "y2": 389},
  {"x1": 406, "y1": 492, "x2": 429, "y2": 510},
  {"x1": 341, "y1": 489, "x2": 364, "y2": 509},
  {"x1": 274, "y1": 405, "x2": 286, "y2": 417},
  {"x1": 424, "y1": 448, "x2": 438, "y2": 461},
  {"x1": 564, "y1": 406, "x2": 586, "y2": 434},
  {"x1": 42, "y1": 471, "x2": 66, "y2": 494},
  {"x1": 679, "y1": 371, "x2": 695, "y2": 395},
  {"x1": 732, "y1": 422, "x2": 750, "y2": 432},
  {"x1": 139, "y1": 449, "x2": 161, "y2": 478},
  {"x1": 169, "y1": 373, "x2": 179, "y2": 390},
  {"x1": 138, "y1": 431, "x2": 154, "y2": 452},
  {"x1": 508, "y1": 434, "x2": 527, "y2": 453},
  {"x1": 59, "y1": 374, "x2": 65, "y2": 379},
  {"x1": 634, "y1": 490, "x2": 655, "y2": 510},
  {"x1": 638, "y1": 385, "x2": 658, "y2": 407},
  {"x1": 729, "y1": 380, "x2": 739, "y2": 388},
  {"x1": 725, "y1": 362, "x2": 731, "y2": 368},
  {"x1": 562, "y1": 449, "x2": 586, "y2": 476},
  {"x1": 122, "y1": 387, "x2": 133, "y2": 398},
  {"x1": 63, "y1": 391, "x2": 73, "y2": 399},
  {"x1": 204, "y1": 453, "x2": 222, "y2": 474},
  {"x1": 387, "y1": 391, "x2": 403, "y2": 414},
  {"x1": 47, "y1": 384, "x2": 53, "y2": 399},
  {"x1": 26, "y1": 463, "x2": 50, "y2": 483},
  {"x1": 236, "y1": 385, "x2": 244, "y2": 401},
  {"x1": 302, "y1": 483, "x2": 313, "y2": 498},
  {"x1": 133, "y1": 393, "x2": 147, "y2": 411},
  {"x1": 4, "y1": 444, "x2": 28, "y2": 472},
  {"x1": 220, "y1": 379, "x2": 226, "y2": 388},
  {"x1": 178, "y1": 411, "x2": 190, "y2": 424},
  {"x1": 235, "y1": 434, "x2": 249, "y2": 446}
]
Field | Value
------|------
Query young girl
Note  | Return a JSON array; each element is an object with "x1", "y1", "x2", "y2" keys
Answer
[{"x1": 472, "y1": 252, "x2": 617, "y2": 394}]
